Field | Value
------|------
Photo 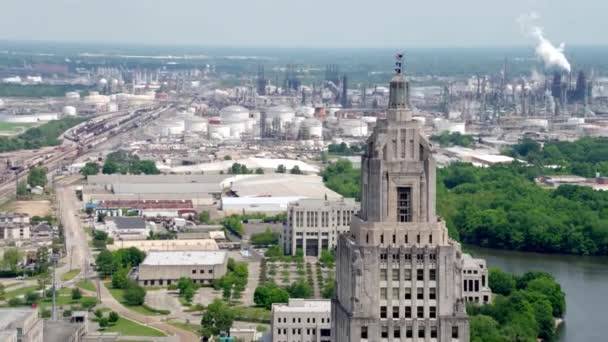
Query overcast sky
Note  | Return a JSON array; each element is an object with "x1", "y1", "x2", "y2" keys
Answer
[{"x1": 1, "y1": 0, "x2": 605, "y2": 48}]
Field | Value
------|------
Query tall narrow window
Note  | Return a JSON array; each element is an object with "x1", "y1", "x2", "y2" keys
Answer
[{"x1": 397, "y1": 187, "x2": 412, "y2": 222}]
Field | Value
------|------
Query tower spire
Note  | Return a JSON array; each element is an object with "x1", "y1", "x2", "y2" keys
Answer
[{"x1": 388, "y1": 52, "x2": 412, "y2": 121}]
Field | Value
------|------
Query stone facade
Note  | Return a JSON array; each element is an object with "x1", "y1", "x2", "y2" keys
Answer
[
  {"x1": 332, "y1": 61, "x2": 470, "y2": 342},
  {"x1": 283, "y1": 198, "x2": 359, "y2": 257},
  {"x1": 462, "y1": 254, "x2": 492, "y2": 305},
  {"x1": 272, "y1": 299, "x2": 332, "y2": 342}
]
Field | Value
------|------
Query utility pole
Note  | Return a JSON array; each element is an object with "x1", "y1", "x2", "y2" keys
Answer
[{"x1": 51, "y1": 253, "x2": 58, "y2": 320}]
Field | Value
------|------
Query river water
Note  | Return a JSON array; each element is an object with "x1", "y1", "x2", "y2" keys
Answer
[{"x1": 467, "y1": 246, "x2": 608, "y2": 342}]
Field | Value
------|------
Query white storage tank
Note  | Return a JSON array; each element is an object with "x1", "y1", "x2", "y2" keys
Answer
[
  {"x1": 65, "y1": 92, "x2": 80, "y2": 100},
  {"x1": 301, "y1": 118, "x2": 323, "y2": 139},
  {"x1": 523, "y1": 119, "x2": 548, "y2": 129},
  {"x1": 228, "y1": 122, "x2": 246, "y2": 138},
  {"x1": 62, "y1": 106, "x2": 77, "y2": 116},
  {"x1": 568, "y1": 117, "x2": 585, "y2": 125},
  {"x1": 208, "y1": 124, "x2": 231, "y2": 140},
  {"x1": 220, "y1": 105, "x2": 249, "y2": 123},
  {"x1": 107, "y1": 102, "x2": 119, "y2": 112},
  {"x1": 185, "y1": 117, "x2": 208, "y2": 133},
  {"x1": 266, "y1": 105, "x2": 295, "y2": 122},
  {"x1": 296, "y1": 106, "x2": 315, "y2": 118},
  {"x1": 339, "y1": 118, "x2": 368, "y2": 137},
  {"x1": 434, "y1": 118, "x2": 466, "y2": 134}
]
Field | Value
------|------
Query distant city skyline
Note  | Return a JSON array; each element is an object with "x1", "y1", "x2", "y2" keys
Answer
[{"x1": 1, "y1": 0, "x2": 607, "y2": 48}]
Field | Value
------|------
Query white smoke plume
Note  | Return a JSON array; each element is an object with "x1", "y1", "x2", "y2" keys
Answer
[{"x1": 518, "y1": 12, "x2": 571, "y2": 73}]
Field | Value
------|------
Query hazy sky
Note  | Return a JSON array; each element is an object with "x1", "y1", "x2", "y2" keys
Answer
[{"x1": 1, "y1": 0, "x2": 606, "y2": 48}]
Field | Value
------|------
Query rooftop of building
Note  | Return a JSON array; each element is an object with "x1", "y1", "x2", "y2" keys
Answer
[
  {"x1": 273, "y1": 299, "x2": 331, "y2": 313},
  {"x1": 289, "y1": 197, "x2": 358, "y2": 208},
  {"x1": 0, "y1": 308, "x2": 36, "y2": 329},
  {"x1": 108, "y1": 217, "x2": 146, "y2": 230},
  {"x1": 141, "y1": 250, "x2": 227, "y2": 266},
  {"x1": 98, "y1": 199, "x2": 194, "y2": 209},
  {"x1": 112, "y1": 182, "x2": 222, "y2": 195},
  {"x1": 43, "y1": 320, "x2": 83, "y2": 342},
  {"x1": 86, "y1": 174, "x2": 230, "y2": 185},
  {"x1": 227, "y1": 174, "x2": 341, "y2": 199}
]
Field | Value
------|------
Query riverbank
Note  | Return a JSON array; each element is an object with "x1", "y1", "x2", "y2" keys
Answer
[{"x1": 468, "y1": 245, "x2": 608, "y2": 342}]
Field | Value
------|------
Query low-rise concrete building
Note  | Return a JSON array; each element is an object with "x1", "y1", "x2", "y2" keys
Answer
[
  {"x1": 462, "y1": 254, "x2": 492, "y2": 305},
  {"x1": 136, "y1": 251, "x2": 227, "y2": 286},
  {"x1": 107, "y1": 238, "x2": 219, "y2": 252},
  {"x1": 0, "y1": 308, "x2": 44, "y2": 342},
  {"x1": 282, "y1": 198, "x2": 359, "y2": 257},
  {"x1": 271, "y1": 299, "x2": 332, "y2": 342},
  {"x1": 95, "y1": 199, "x2": 196, "y2": 218},
  {"x1": 103, "y1": 217, "x2": 150, "y2": 240},
  {"x1": 0, "y1": 223, "x2": 30, "y2": 241}
]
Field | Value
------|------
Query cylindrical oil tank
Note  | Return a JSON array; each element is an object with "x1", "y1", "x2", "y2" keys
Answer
[
  {"x1": 301, "y1": 118, "x2": 323, "y2": 138},
  {"x1": 339, "y1": 118, "x2": 368, "y2": 137},
  {"x1": 208, "y1": 124, "x2": 231, "y2": 140},
  {"x1": 185, "y1": 117, "x2": 208, "y2": 133},
  {"x1": 220, "y1": 105, "x2": 249, "y2": 123},
  {"x1": 62, "y1": 106, "x2": 77, "y2": 116}
]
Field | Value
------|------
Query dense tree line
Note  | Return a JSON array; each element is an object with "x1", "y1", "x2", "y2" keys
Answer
[
  {"x1": 430, "y1": 132, "x2": 475, "y2": 148},
  {"x1": 321, "y1": 159, "x2": 361, "y2": 201},
  {"x1": 101, "y1": 150, "x2": 160, "y2": 175},
  {"x1": 0, "y1": 117, "x2": 85, "y2": 152},
  {"x1": 506, "y1": 137, "x2": 608, "y2": 178},
  {"x1": 327, "y1": 142, "x2": 365, "y2": 156},
  {"x1": 469, "y1": 269, "x2": 565, "y2": 342},
  {"x1": 0, "y1": 84, "x2": 89, "y2": 97},
  {"x1": 438, "y1": 162, "x2": 608, "y2": 255}
]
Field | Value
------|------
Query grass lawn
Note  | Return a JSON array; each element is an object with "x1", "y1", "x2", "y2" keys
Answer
[
  {"x1": 0, "y1": 122, "x2": 35, "y2": 133},
  {"x1": 61, "y1": 269, "x2": 80, "y2": 282},
  {"x1": 5, "y1": 285, "x2": 39, "y2": 299},
  {"x1": 232, "y1": 306, "x2": 272, "y2": 323},
  {"x1": 76, "y1": 279, "x2": 96, "y2": 292},
  {"x1": 103, "y1": 282, "x2": 168, "y2": 316},
  {"x1": 167, "y1": 321, "x2": 201, "y2": 336},
  {"x1": 102, "y1": 317, "x2": 166, "y2": 337}
]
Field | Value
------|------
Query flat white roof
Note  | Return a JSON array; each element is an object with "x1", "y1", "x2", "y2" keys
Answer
[
  {"x1": 141, "y1": 251, "x2": 226, "y2": 266},
  {"x1": 273, "y1": 299, "x2": 331, "y2": 313}
]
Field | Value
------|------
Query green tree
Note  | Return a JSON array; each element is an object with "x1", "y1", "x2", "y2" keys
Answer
[
  {"x1": 71, "y1": 288, "x2": 82, "y2": 300},
  {"x1": 16, "y1": 181, "x2": 28, "y2": 197},
  {"x1": 286, "y1": 280, "x2": 313, "y2": 299},
  {"x1": 2, "y1": 247, "x2": 22, "y2": 272},
  {"x1": 98, "y1": 317, "x2": 109, "y2": 329},
  {"x1": 35, "y1": 247, "x2": 50, "y2": 274},
  {"x1": 111, "y1": 267, "x2": 129, "y2": 289},
  {"x1": 27, "y1": 167, "x2": 47, "y2": 188},
  {"x1": 253, "y1": 283, "x2": 290, "y2": 310},
  {"x1": 25, "y1": 291, "x2": 40, "y2": 305},
  {"x1": 108, "y1": 311, "x2": 119, "y2": 323},
  {"x1": 94, "y1": 309, "x2": 104, "y2": 319},
  {"x1": 255, "y1": 168, "x2": 264, "y2": 174},
  {"x1": 250, "y1": 228, "x2": 279, "y2": 246},
  {"x1": 123, "y1": 281, "x2": 146, "y2": 306},
  {"x1": 0, "y1": 283, "x2": 5, "y2": 300},
  {"x1": 470, "y1": 315, "x2": 505, "y2": 342},
  {"x1": 95, "y1": 250, "x2": 117, "y2": 277},
  {"x1": 276, "y1": 164, "x2": 286, "y2": 173},
  {"x1": 319, "y1": 249, "x2": 335, "y2": 268},
  {"x1": 290, "y1": 165, "x2": 302, "y2": 174},
  {"x1": 201, "y1": 299, "x2": 235, "y2": 337},
  {"x1": 80, "y1": 162, "x2": 100, "y2": 177},
  {"x1": 102, "y1": 161, "x2": 119, "y2": 174},
  {"x1": 489, "y1": 268, "x2": 516, "y2": 296},
  {"x1": 198, "y1": 211, "x2": 211, "y2": 224}
]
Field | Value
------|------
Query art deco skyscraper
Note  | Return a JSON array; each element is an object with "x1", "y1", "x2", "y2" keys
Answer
[{"x1": 332, "y1": 55, "x2": 470, "y2": 342}]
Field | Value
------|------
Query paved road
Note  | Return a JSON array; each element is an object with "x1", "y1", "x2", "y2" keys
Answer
[
  {"x1": 57, "y1": 182, "x2": 198, "y2": 341},
  {"x1": 56, "y1": 183, "x2": 92, "y2": 283}
]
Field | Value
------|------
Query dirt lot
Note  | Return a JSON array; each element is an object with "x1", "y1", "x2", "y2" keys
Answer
[{"x1": 8, "y1": 200, "x2": 53, "y2": 216}]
